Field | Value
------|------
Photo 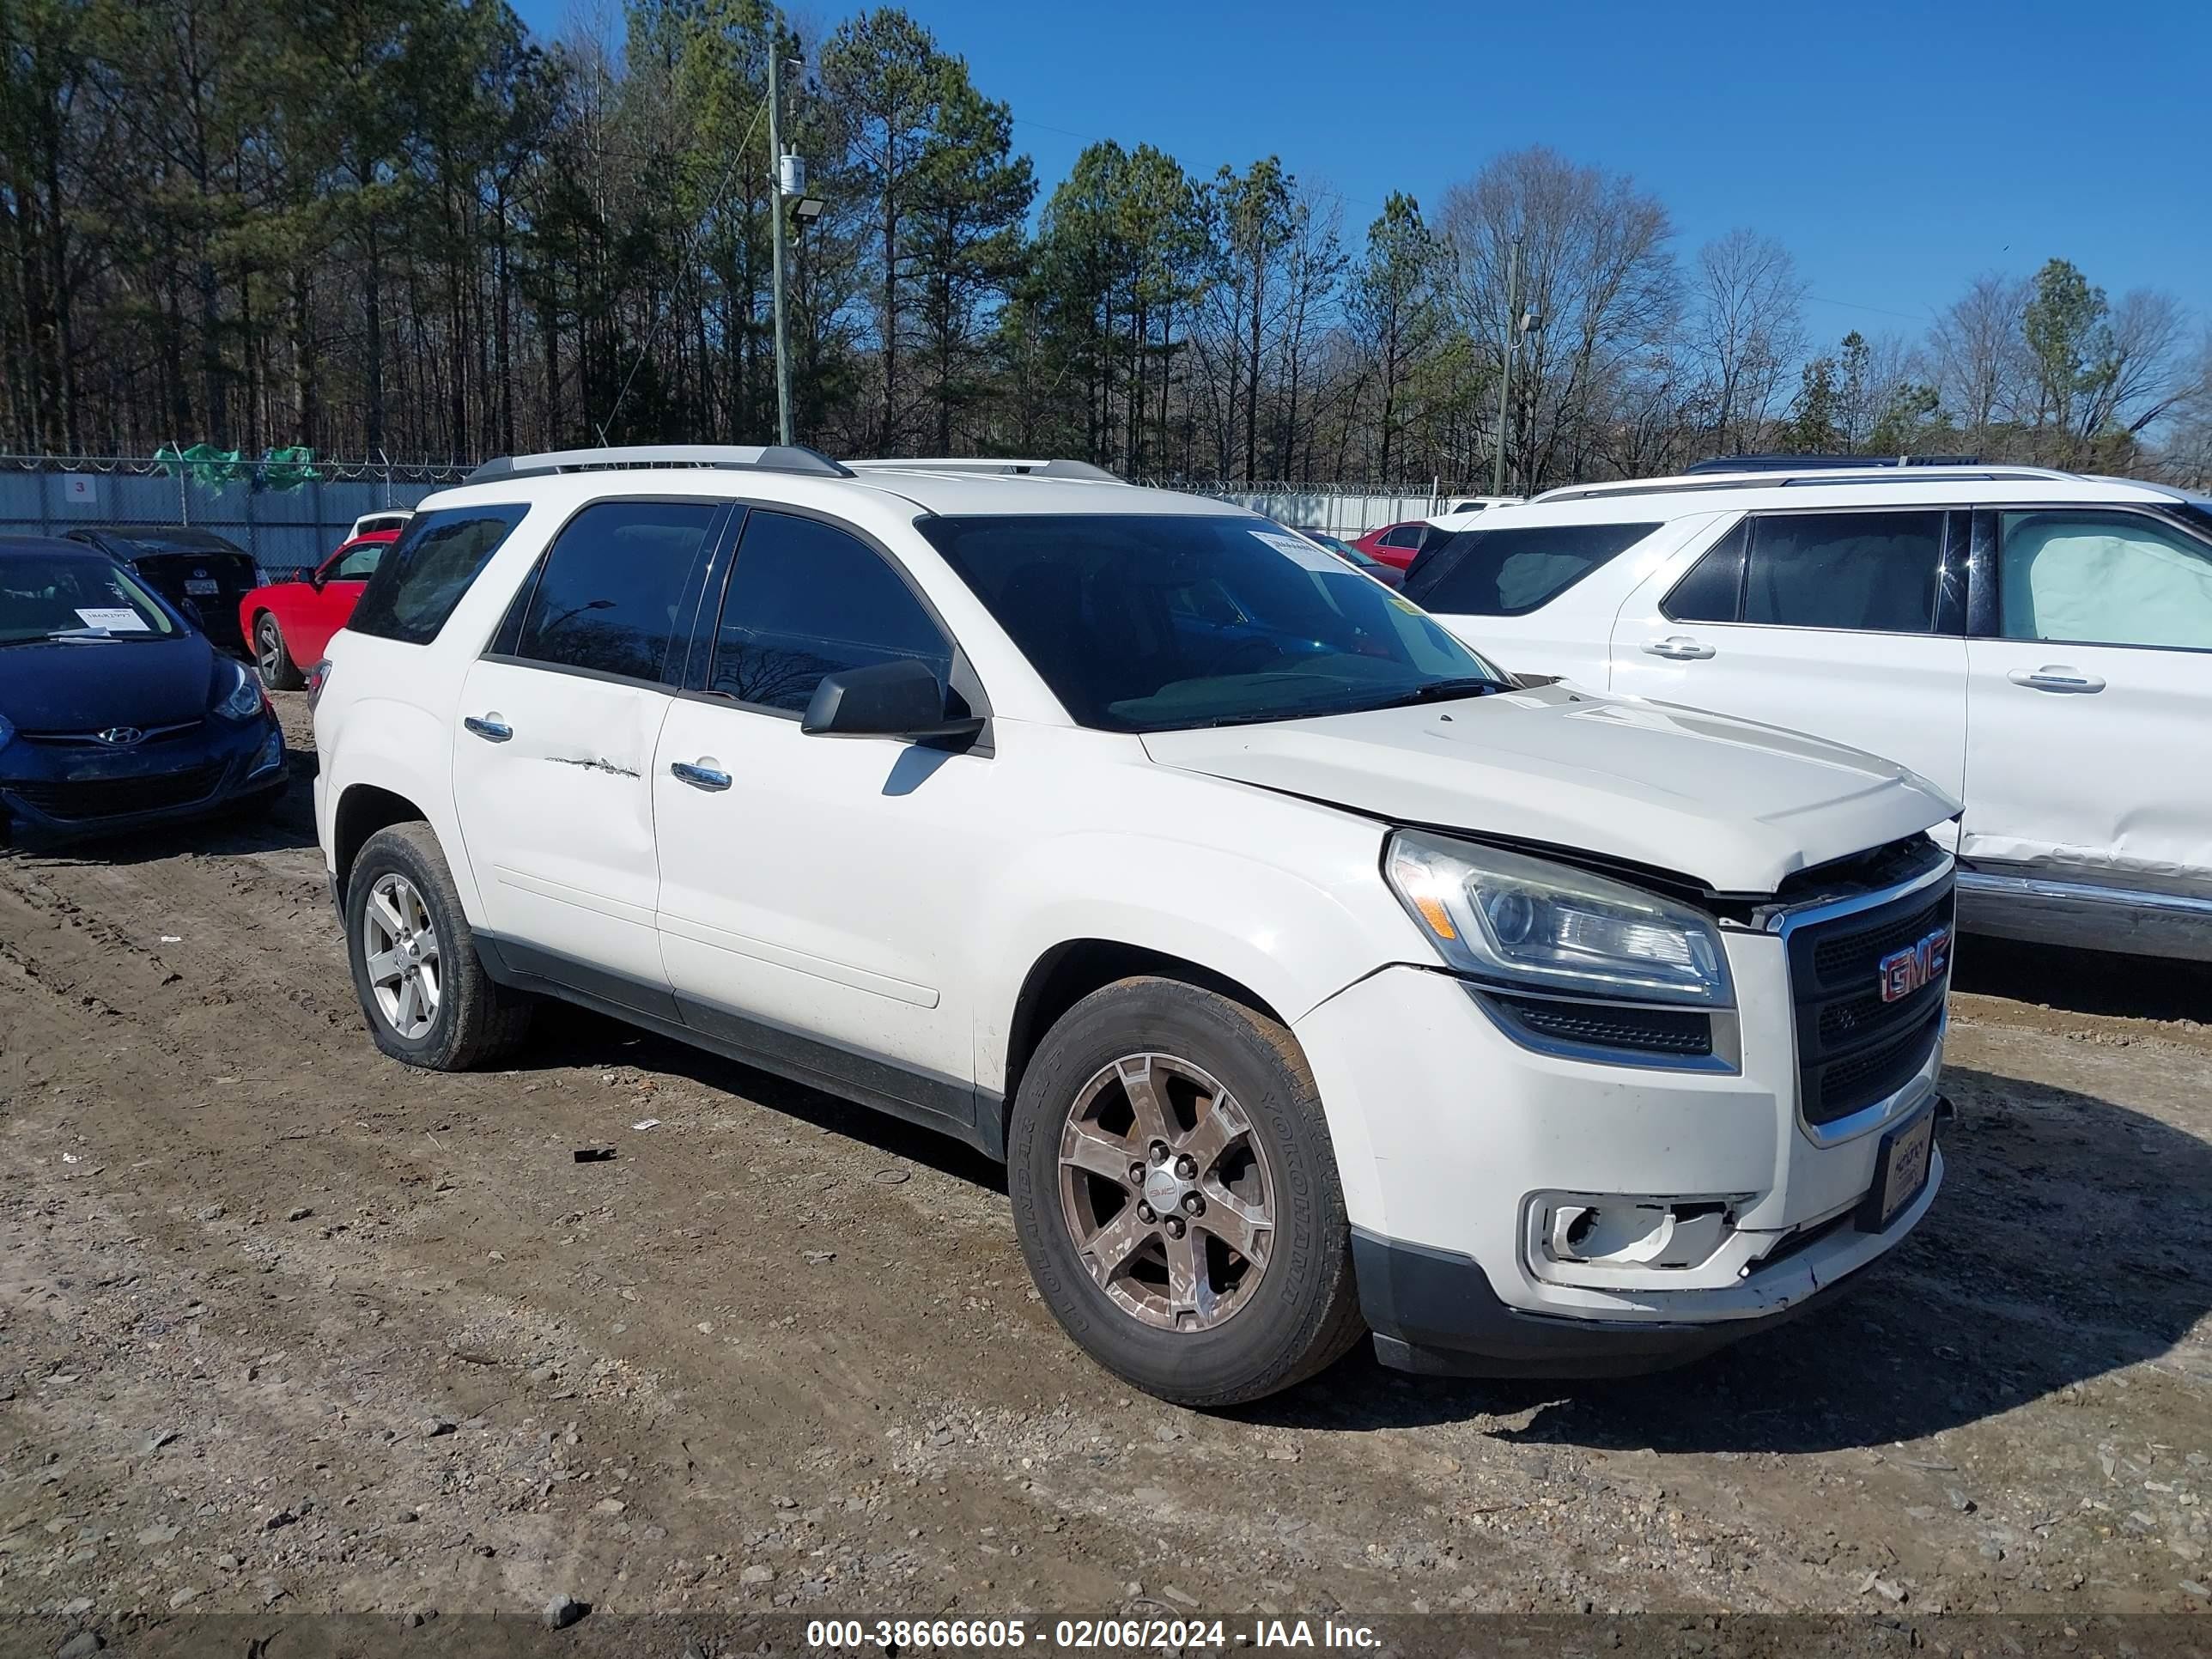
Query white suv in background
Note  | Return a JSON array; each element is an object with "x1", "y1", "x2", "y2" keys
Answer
[
  {"x1": 1406, "y1": 461, "x2": 2212, "y2": 961},
  {"x1": 313, "y1": 445, "x2": 1958, "y2": 1406}
]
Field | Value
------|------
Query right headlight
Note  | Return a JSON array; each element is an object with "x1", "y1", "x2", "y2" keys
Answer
[{"x1": 1384, "y1": 830, "x2": 1733, "y2": 1006}]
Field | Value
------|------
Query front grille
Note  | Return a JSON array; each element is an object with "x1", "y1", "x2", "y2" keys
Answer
[
  {"x1": 1812, "y1": 892, "x2": 1952, "y2": 986},
  {"x1": 19, "y1": 720, "x2": 205, "y2": 749},
  {"x1": 9, "y1": 763, "x2": 226, "y2": 820},
  {"x1": 1488, "y1": 994, "x2": 1714, "y2": 1057},
  {"x1": 1786, "y1": 873, "x2": 1954, "y2": 1126}
]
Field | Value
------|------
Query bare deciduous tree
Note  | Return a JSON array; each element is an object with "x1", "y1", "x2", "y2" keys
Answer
[
  {"x1": 1436, "y1": 146, "x2": 1677, "y2": 491},
  {"x1": 1688, "y1": 228, "x2": 1804, "y2": 454}
]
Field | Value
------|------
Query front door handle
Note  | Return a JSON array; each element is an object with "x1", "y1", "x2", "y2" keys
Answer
[
  {"x1": 670, "y1": 760, "x2": 732, "y2": 792},
  {"x1": 2007, "y1": 666, "x2": 2106, "y2": 694},
  {"x1": 463, "y1": 714, "x2": 513, "y2": 742},
  {"x1": 1641, "y1": 635, "x2": 1716, "y2": 660}
]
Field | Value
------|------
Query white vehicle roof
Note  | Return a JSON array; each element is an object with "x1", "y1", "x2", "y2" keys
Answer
[
  {"x1": 434, "y1": 446, "x2": 1249, "y2": 522},
  {"x1": 1492, "y1": 462, "x2": 2195, "y2": 527}
]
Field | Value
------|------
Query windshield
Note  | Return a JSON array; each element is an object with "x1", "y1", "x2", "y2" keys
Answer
[
  {"x1": 918, "y1": 514, "x2": 1505, "y2": 731},
  {"x1": 0, "y1": 552, "x2": 179, "y2": 643}
]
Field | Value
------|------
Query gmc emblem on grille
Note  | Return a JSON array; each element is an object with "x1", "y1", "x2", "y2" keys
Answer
[{"x1": 1878, "y1": 927, "x2": 1951, "y2": 1002}]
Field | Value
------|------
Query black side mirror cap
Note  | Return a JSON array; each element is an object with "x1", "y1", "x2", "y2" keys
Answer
[{"x1": 800, "y1": 657, "x2": 983, "y2": 741}]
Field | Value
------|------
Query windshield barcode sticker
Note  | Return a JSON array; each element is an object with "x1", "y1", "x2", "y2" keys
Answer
[{"x1": 75, "y1": 606, "x2": 150, "y2": 633}]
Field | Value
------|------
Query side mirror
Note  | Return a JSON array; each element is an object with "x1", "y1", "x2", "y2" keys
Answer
[{"x1": 801, "y1": 658, "x2": 983, "y2": 741}]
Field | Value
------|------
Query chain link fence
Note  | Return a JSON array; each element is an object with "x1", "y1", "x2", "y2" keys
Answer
[
  {"x1": 0, "y1": 453, "x2": 472, "y2": 580},
  {"x1": 3, "y1": 454, "x2": 1459, "y2": 579},
  {"x1": 1139, "y1": 481, "x2": 1455, "y2": 537}
]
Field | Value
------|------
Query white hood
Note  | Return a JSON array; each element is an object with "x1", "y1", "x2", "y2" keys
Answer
[{"x1": 1140, "y1": 684, "x2": 1959, "y2": 895}]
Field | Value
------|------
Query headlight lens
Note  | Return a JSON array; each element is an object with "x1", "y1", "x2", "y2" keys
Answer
[
  {"x1": 1385, "y1": 830, "x2": 1733, "y2": 1006},
  {"x1": 213, "y1": 659, "x2": 266, "y2": 722},
  {"x1": 0, "y1": 712, "x2": 14, "y2": 750}
]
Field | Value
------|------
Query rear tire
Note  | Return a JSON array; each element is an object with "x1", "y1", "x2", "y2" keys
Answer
[
  {"x1": 1007, "y1": 976, "x2": 1364, "y2": 1407},
  {"x1": 254, "y1": 612, "x2": 304, "y2": 691},
  {"x1": 344, "y1": 822, "x2": 532, "y2": 1071}
]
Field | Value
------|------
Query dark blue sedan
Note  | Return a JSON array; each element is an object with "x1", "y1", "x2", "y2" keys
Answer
[{"x1": 0, "y1": 536, "x2": 286, "y2": 841}]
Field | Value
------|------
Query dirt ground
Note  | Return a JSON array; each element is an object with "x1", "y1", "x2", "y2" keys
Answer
[{"x1": 2, "y1": 691, "x2": 2209, "y2": 1644}]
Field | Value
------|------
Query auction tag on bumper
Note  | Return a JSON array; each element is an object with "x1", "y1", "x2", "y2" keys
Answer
[{"x1": 75, "y1": 607, "x2": 149, "y2": 632}]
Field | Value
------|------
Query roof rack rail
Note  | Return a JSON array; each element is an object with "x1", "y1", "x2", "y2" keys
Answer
[
  {"x1": 1531, "y1": 461, "x2": 2082, "y2": 504},
  {"x1": 844, "y1": 457, "x2": 1126, "y2": 483},
  {"x1": 465, "y1": 443, "x2": 853, "y2": 483},
  {"x1": 1682, "y1": 453, "x2": 1984, "y2": 473}
]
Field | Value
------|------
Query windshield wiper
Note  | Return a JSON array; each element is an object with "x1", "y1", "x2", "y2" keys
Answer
[{"x1": 1351, "y1": 675, "x2": 1508, "y2": 711}]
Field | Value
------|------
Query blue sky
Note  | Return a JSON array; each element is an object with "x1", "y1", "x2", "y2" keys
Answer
[{"x1": 515, "y1": 0, "x2": 2211, "y2": 346}]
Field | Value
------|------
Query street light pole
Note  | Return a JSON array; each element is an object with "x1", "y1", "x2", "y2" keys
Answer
[
  {"x1": 767, "y1": 48, "x2": 793, "y2": 446},
  {"x1": 1491, "y1": 231, "x2": 1521, "y2": 497}
]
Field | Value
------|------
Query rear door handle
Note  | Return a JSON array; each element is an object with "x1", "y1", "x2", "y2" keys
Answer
[
  {"x1": 2007, "y1": 666, "x2": 2106, "y2": 693},
  {"x1": 670, "y1": 760, "x2": 731, "y2": 792},
  {"x1": 463, "y1": 714, "x2": 513, "y2": 742},
  {"x1": 1641, "y1": 635, "x2": 1716, "y2": 660}
]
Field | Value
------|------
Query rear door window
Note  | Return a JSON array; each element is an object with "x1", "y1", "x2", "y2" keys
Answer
[
  {"x1": 1407, "y1": 521, "x2": 1660, "y2": 616},
  {"x1": 1738, "y1": 510, "x2": 1945, "y2": 634},
  {"x1": 1378, "y1": 524, "x2": 1424, "y2": 549},
  {"x1": 510, "y1": 500, "x2": 720, "y2": 685},
  {"x1": 349, "y1": 504, "x2": 531, "y2": 646}
]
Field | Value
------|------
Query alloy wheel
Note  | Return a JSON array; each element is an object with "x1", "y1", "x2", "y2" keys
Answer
[
  {"x1": 1057, "y1": 1052, "x2": 1276, "y2": 1332},
  {"x1": 257, "y1": 618, "x2": 284, "y2": 678},
  {"x1": 362, "y1": 872, "x2": 442, "y2": 1040}
]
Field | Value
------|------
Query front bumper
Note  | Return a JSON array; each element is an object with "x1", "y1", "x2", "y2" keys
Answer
[
  {"x1": 1352, "y1": 1140, "x2": 1941, "y2": 1377},
  {"x1": 1295, "y1": 908, "x2": 1948, "y2": 1376},
  {"x1": 0, "y1": 714, "x2": 284, "y2": 840}
]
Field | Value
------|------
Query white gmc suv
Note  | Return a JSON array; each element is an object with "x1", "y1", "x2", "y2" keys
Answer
[
  {"x1": 312, "y1": 445, "x2": 1959, "y2": 1406},
  {"x1": 1404, "y1": 459, "x2": 2212, "y2": 961}
]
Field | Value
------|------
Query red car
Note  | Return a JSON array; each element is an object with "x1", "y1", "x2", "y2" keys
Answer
[
  {"x1": 238, "y1": 530, "x2": 398, "y2": 689},
  {"x1": 1352, "y1": 519, "x2": 1432, "y2": 571}
]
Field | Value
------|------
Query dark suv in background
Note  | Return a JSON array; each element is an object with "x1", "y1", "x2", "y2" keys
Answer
[{"x1": 64, "y1": 526, "x2": 262, "y2": 657}]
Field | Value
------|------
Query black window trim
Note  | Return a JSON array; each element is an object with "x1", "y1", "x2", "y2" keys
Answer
[
  {"x1": 1973, "y1": 501, "x2": 2212, "y2": 657},
  {"x1": 678, "y1": 501, "x2": 994, "y2": 748},
  {"x1": 1657, "y1": 504, "x2": 1968, "y2": 639},
  {"x1": 477, "y1": 494, "x2": 734, "y2": 691}
]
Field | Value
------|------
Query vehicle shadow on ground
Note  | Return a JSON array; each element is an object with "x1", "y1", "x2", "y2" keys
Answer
[
  {"x1": 0, "y1": 753, "x2": 320, "y2": 867},
  {"x1": 519, "y1": 1006, "x2": 1011, "y2": 1194},
  {"x1": 1252, "y1": 1062, "x2": 2212, "y2": 1452}
]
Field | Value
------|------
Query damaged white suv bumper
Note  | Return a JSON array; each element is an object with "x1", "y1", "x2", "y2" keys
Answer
[{"x1": 1296, "y1": 857, "x2": 1952, "y2": 1376}]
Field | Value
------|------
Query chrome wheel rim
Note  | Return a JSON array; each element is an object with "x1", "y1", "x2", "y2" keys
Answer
[
  {"x1": 362, "y1": 872, "x2": 441, "y2": 1040},
  {"x1": 257, "y1": 617, "x2": 283, "y2": 678},
  {"x1": 1057, "y1": 1052, "x2": 1276, "y2": 1333}
]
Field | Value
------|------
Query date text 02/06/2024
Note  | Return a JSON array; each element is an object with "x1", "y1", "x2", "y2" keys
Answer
[{"x1": 805, "y1": 1618, "x2": 1382, "y2": 1650}]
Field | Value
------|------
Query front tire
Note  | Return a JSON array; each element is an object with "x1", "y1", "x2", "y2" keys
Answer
[
  {"x1": 344, "y1": 822, "x2": 532, "y2": 1070},
  {"x1": 1007, "y1": 976, "x2": 1364, "y2": 1407},
  {"x1": 254, "y1": 612, "x2": 304, "y2": 690}
]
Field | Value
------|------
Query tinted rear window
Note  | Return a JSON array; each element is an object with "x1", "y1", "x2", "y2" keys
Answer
[
  {"x1": 1405, "y1": 521, "x2": 1660, "y2": 616},
  {"x1": 349, "y1": 505, "x2": 531, "y2": 646}
]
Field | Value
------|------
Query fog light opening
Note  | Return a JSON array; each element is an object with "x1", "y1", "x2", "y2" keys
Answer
[{"x1": 1544, "y1": 1198, "x2": 1734, "y2": 1272}]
